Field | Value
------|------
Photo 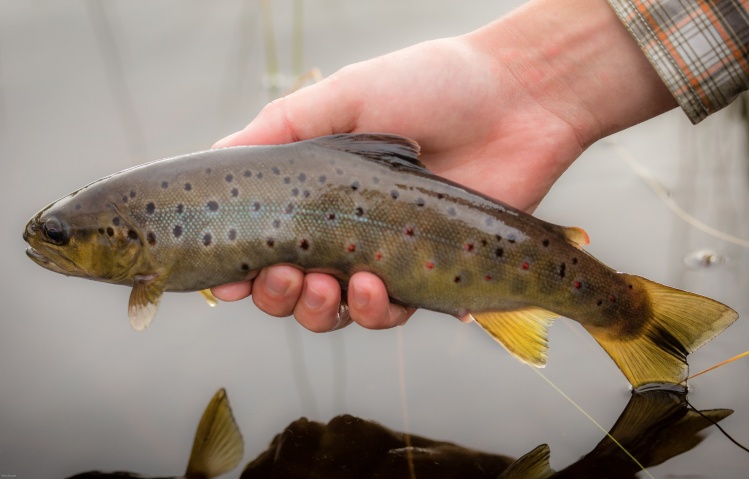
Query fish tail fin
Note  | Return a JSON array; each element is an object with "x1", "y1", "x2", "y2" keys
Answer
[
  {"x1": 586, "y1": 275, "x2": 738, "y2": 388},
  {"x1": 185, "y1": 388, "x2": 244, "y2": 479}
]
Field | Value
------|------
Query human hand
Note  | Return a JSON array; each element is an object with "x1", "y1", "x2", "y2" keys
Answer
[{"x1": 211, "y1": 0, "x2": 676, "y2": 332}]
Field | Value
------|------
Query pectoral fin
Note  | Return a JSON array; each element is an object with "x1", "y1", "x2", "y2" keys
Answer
[
  {"x1": 472, "y1": 307, "x2": 558, "y2": 367},
  {"x1": 186, "y1": 388, "x2": 244, "y2": 478},
  {"x1": 128, "y1": 274, "x2": 165, "y2": 331},
  {"x1": 199, "y1": 289, "x2": 219, "y2": 307}
]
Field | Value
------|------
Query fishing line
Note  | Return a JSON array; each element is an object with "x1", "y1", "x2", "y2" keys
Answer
[
  {"x1": 396, "y1": 328, "x2": 417, "y2": 479},
  {"x1": 606, "y1": 138, "x2": 749, "y2": 249},
  {"x1": 684, "y1": 397, "x2": 749, "y2": 454},
  {"x1": 530, "y1": 367, "x2": 655, "y2": 479}
]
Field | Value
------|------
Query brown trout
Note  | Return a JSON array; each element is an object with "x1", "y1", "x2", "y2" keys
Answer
[{"x1": 23, "y1": 133, "x2": 737, "y2": 387}]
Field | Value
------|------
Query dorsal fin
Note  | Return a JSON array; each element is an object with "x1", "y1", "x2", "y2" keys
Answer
[{"x1": 310, "y1": 133, "x2": 427, "y2": 172}]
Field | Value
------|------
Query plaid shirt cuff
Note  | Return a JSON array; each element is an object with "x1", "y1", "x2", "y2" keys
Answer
[{"x1": 608, "y1": 0, "x2": 749, "y2": 124}]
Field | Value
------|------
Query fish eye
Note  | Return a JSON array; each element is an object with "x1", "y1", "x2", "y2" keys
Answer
[{"x1": 42, "y1": 217, "x2": 68, "y2": 245}]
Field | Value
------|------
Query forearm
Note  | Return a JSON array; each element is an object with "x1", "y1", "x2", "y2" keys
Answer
[{"x1": 464, "y1": 0, "x2": 677, "y2": 149}]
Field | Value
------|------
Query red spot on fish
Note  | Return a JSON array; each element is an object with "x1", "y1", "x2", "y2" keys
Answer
[
  {"x1": 464, "y1": 243, "x2": 474, "y2": 252},
  {"x1": 425, "y1": 261, "x2": 435, "y2": 270},
  {"x1": 404, "y1": 226, "x2": 415, "y2": 237},
  {"x1": 374, "y1": 251, "x2": 383, "y2": 261},
  {"x1": 574, "y1": 281, "x2": 582, "y2": 289},
  {"x1": 609, "y1": 295, "x2": 616, "y2": 303},
  {"x1": 484, "y1": 275, "x2": 492, "y2": 281},
  {"x1": 346, "y1": 243, "x2": 356, "y2": 253},
  {"x1": 521, "y1": 262, "x2": 530, "y2": 270}
]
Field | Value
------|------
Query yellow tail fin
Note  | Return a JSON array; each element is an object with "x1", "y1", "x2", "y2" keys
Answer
[{"x1": 585, "y1": 275, "x2": 738, "y2": 388}]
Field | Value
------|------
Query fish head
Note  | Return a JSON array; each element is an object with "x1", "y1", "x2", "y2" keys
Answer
[{"x1": 23, "y1": 183, "x2": 145, "y2": 285}]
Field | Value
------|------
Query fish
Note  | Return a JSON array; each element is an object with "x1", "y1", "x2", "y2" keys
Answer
[
  {"x1": 243, "y1": 389, "x2": 731, "y2": 479},
  {"x1": 23, "y1": 133, "x2": 738, "y2": 388},
  {"x1": 65, "y1": 388, "x2": 244, "y2": 479}
]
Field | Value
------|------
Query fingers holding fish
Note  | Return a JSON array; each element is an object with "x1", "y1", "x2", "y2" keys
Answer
[
  {"x1": 211, "y1": 281, "x2": 252, "y2": 302},
  {"x1": 348, "y1": 272, "x2": 414, "y2": 330},
  {"x1": 293, "y1": 273, "x2": 343, "y2": 332},
  {"x1": 250, "y1": 266, "x2": 304, "y2": 318}
]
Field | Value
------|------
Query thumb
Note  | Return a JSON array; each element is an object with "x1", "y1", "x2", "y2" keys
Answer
[{"x1": 213, "y1": 72, "x2": 361, "y2": 148}]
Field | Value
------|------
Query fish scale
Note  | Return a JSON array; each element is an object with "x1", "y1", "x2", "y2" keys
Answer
[{"x1": 23, "y1": 133, "x2": 738, "y2": 388}]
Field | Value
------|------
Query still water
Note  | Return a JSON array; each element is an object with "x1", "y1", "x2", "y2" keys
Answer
[{"x1": 2, "y1": 1, "x2": 748, "y2": 477}]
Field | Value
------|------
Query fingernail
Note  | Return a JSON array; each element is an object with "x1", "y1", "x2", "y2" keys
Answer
[
  {"x1": 352, "y1": 285, "x2": 369, "y2": 308},
  {"x1": 392, "y1": 305, "x2": 409, "y2": 326},
  {"x1": 265, "y1": 271, "x2": 289, "y2": 297},
  {"x1": 304, "y1": 287, "x2": 325, "y2": 309}
]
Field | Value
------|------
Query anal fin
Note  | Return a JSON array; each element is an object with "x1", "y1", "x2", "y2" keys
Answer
[
  {"x1": 199, "y1": 289, "x2": 219, "y2": 307},
  {"x1": 472, "y1": 308, "x2": 558, "y2": 367}
]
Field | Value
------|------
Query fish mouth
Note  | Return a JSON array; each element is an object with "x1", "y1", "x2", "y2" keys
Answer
[{"x1": 25, "y1": 246, "x2": 75, "y2": 276}]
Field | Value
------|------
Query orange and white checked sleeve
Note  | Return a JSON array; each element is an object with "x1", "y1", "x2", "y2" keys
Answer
[{"x1": 608, "y1": 0, "x2": 749, "y2": 123}]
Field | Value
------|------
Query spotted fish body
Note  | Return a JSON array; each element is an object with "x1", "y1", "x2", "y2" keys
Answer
[{"x1": 24, "y1": 134, "x2": 737, "y2": 388}]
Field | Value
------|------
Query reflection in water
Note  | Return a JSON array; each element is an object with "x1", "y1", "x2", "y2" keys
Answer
[
  {"x1": 241, "y1": 389, "x2": 731, "y2": 479},
  {"x1": 62, "y1": 388, "x2": 732, "y2": 478},
  {"x1": 67, "y1": 389, "x2": 243, "y2": 479}
]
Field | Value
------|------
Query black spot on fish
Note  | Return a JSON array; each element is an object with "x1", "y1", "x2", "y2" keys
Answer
[
  {"x1": 391, "y1": 190, "x2": 399, "y2": 199},
  {"x1": 106, "y1": 227, "x2": 114, "y2": 237},
  {"x1": 98, "y1": 228, "x2": 105, "y2": 235},
  {"x1": 122, "y1": 196, "x2": 128, "y2": 203},
  {"x1": 284, "y1": 177, "x2": 291, "y2": 184},
  {"x1": 495, "y1": 248, "x2": 504, "y2": 258},
  {"x1": 453, "y1": 276, "x2": 461, "y2": 283},
  {"x1": 272, "y1": 219, "x2": 280, "y2": 228},
  {"x1": 285, "y1": 204, "x2": 294, "y2": 214},
  {"x1": 127, "y1": 229, "x2": 139, "y2": 241},
  {"x1": 299, "y1": 239, "x2": 309, "y2": 250},
  {"x1": 628, "y1": 284, "x2": 633, "y2": 290},
  {"x1": 145, "y1": 202, "x2": 155, "y2": 215},
  {"x1": 253, "y1": 202, "x2": 261, "y2": 211},
  {"x1": 257, "y1": 172, "x2": 264, "y2": 179},
  {"x1": 480, "y1": 239, "x2": 488, "y2": 247},
  {"x1": 112, "y1": 217, "x2": 121, "y2": 226},
  {"x1": 176, "y1": 204, "x2": 184, "y2": 214},
  {"x1": 75, "y1": 203, "x2": 81, "y2": 210},
  {"x1": 559, "y1": 263, "x2": 566, "y2": 278},
  {"x1": 336, "y1": 168, "x2": 344, "y2": 175},
  {"x1": 207, "y1": 201, "x2": 219, "y2": 212},
  {"x1": 354, "y1": 207, "x2": 364, "y2": 217},
  {"x1": 416, "y1": 198, "x2": 425, "y2": 207},
  {"x1": 326, "y1": 212, "x2": 336, "y2": 221},
  {"x1": 496, "y1": 235, "x2": 502, "y2": 241},
  {"x1": 291, "y1": 188, "x2": 299, "y2": 197},
  {"x1": 184, "y1": 183, "x2": 192, "y2": 191},
  {"x1": 205, "y1": 167, "x2": 212, "y2": 174},
  {"x1": 302, "y1": 190, "x2": 310, "y2": 198},
  {"x1": 318, "y1": 175, "x2": 327, "y2": 184},
  {"x1": 351, "y1": 181, "x2": 360, "y2": 191},
  {"x1": 173, "y1": 225, "x2": 183, "y2": 238},
  {"x1": 241, "y1": 263, "x2": 250, "y2": 271},
  {"x1": 272, "y1": 167, "x2": 280, "y2": 175},
  {"x1": 437, "y1": 193, "x2": 445, "y2": 199},
  {"x1": 542, "y1": 239, "x2": 549, "y2": 247},
  {"x1": 298, "y1": 173, "x2": 306, "y2": 182},
  {"x1": 228, "y1": 229, "x2": 237, "y2": 241},
  {"x1": 231, "y1": 188, "x2": 239, "y2": 197},
  {"x1": 161, "y1": 181, "x2": 169, "y2": 189},
  {"x1": 147, "y1": 232, "x2": 156, "y2": 246},
  {"x1": 266, "y1": 238, "x2": 275, "y2": 248},
  {"x1": 507, "y1": 236, "x2": 516, "y2": 244},
  {"x1": 572, "y1": 257, "x2": 578, "y2": 265},
  {"x1": 130, "y1": 191, "x2": 136, "y2": 198},
  {"x1": 225, "y1": 174, "x2": 234, "y2": 183},
  {"x1": 597, "y1": 300, "x2": 603, "y2": 306},
  {"x1": 244, "y1": 170, "x2": 252, "y2": 178},
  {"x1": 203, "y1": 233, "x2": 212, "y2": 246}
]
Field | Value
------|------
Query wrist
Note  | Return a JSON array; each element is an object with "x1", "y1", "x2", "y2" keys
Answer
[{"x1": 465, "y1": 0, "x2": 677, "y2": 148}]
